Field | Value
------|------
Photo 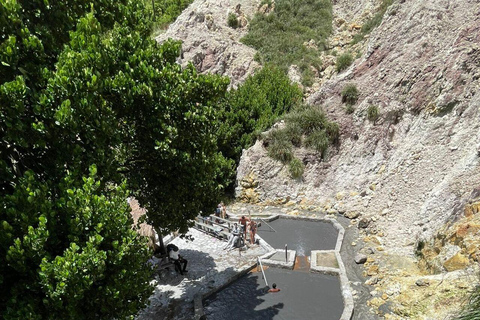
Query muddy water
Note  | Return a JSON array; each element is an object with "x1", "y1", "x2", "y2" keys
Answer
[
  {"x1": 257, "y1": 218, "x2": 338, "y2": 255},
  {"x1": 204, "y1": 218, "x2": 344, "y2": 319},
  {"x1": 204, "y1": 267, "x2": 343, "y2": 319}
]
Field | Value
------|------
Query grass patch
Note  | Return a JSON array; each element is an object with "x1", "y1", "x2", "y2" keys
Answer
[
  {"x1": 367, "y1": 105, "x2": 379, "y2": 122},
  {"x1": 351, "y1": 0, "x2": 394, "y2": 44},
  {"x1": 241, "y1": 0, "x2": 333, "y2": 86},
  {"x1": 341, "y1": 84, "x2": 359, "y2": 106},
  {"x1": 455, "y1": 284, "x2": 480, "y2": 320},
  {"x1": 227, "y1": 13, "x2": 238, "y2": 29},
  {"x1": 336, "y1": 52, "x2": 353, "y2": 72},
  {"x1": 289, "y1": 157, "x2": 304, "y2": 178},
  {"x1": 267, "y1": 138, "x2": 294, "y2": 163},
  {"x1": 264, "y1": 105, "x2": 338, "y2": 162}
]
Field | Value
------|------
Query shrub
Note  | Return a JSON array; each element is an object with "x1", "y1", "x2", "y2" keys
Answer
[
  {"x1": 241, "y1": 0, "x2": 333, "y2": 86},
  {"x1": 455, "y1": 286, "x2": 480, "y2": 320},
  {"x1": 367, "y1": 105, "x2": 379, "y2": 122},
  {"x1": 227, "y1": 12, "x2": 238, "y2": 29},
  {"x1": 284, "y1": 122, "x2": 303, "y2": 147},
  {"x1": 263, "y1": 105, "x2": 339, "y2": 166},
  {"x1": 336, "y1": 52, "x2": 353, "y2": 72},
  {"x1": 341, "y1": 84, "x2": 359, "y2": 105},
  {"x1": 289, "y1": 157, "x2": 304, "y2": 179},
  {"x1": 324, "y1": 121, "x2": 340, "y2": 143},
  {"x1": 305, "y1": 130, "x2": 329, "y2": 158},
  {"x1": 267, "y1": 139, "x2": 294, "y2": 163},
  {"x1": 346, "y1": 105, "x2": 355, "y2": 114},
  {"x1": 285, "y1": 106, "x2": 327, "y2": 135}
]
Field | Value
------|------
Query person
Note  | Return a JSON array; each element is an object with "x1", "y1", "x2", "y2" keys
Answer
[
  {"x1": 268, "y1": 283, "x2": 281, "y2": 293},
  {"x1": 238, "y1": 216, "x2": 250, "y2": 238},
  {"x1": 249, "y1": 220, "x2": 257, "y2": 244},
  {"x1": 220, "y1": 201, "x2": 227, "y2": 219},
  {"x1": 215, "y1": 204, "x2": 222, "y2": 222},
  {"x1": 167, "y1": 244, "x2": 188, "y2": 275},
  {"x1": 223, "y1": 223, "x2": 240, "y2": 250}
]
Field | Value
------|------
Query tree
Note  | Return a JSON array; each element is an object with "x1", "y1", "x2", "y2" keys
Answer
[
  {"x1": 1, "y1": 0, "x2": 231, "y2": 318},
  {"x1": 1, "y1": 168, "x2": 152, "y2": 319}
]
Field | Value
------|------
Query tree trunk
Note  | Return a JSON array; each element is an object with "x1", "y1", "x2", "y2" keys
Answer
[{"x1": 154, "y1": 226, "x2": 167, "y2": 255}]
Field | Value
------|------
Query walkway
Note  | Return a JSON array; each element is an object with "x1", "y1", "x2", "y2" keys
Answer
[{"x1": 136, "y1": 227, "x2": 269, "y2": 320}]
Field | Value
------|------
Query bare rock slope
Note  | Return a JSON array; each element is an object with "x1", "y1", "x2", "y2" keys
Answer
[
  {"x1": 237, "y1": 0, "x2": 480, "y2": 256},
  {"x1": 155, "y1": 0, "x2": 260, "y2": 87}
]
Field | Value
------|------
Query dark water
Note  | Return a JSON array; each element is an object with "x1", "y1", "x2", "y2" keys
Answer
[
  {"x1": 257, "y1": 218, "x2": 338, "y2": 256},
  {"x1": 204, "y1": 267, "x2": 343, "y2": 320},
  {"x1": 204, "y1": 219, "x2": 343, "y2": 319}
]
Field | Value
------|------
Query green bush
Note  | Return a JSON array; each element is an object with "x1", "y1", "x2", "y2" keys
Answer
[
  {"x1": 341, "y1": 84, "x2": 359, "y2": 105},
  {"x1": 289, "y1": 157, "x2": 305, "y2": 179},
  {"x1": 267, "y1": 139, "x2": 294, "y2": 163},
  {"x1": 346, "y1": 105, "x2": 355, "y2": 114},
  {"x1": 305, "y1": 130, "x2": 329, "y2": 158},
  {"x1": 324, "y1": 121, "x2": 340, "y2": 142},
  {"x1": 218, "y1": 65, "x2": 302, "y2": 165},
  {"x1": 336, "y1": 52, "x2": 353, "y2": 72},
  {"x1": 285, "y1": 106, "x2": 327, "y2": 135},
  {"x1": 227, "y1": 13, "x2": 238, "y2": 29},
  {"x1": 241, "y1": 0, "x2": 332, "y2": 86},
  {"x1": 367, "y1": 105, "x2": 379, "y2": 122}
]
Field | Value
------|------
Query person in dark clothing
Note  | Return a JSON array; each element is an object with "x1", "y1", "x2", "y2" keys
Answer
[{"x1": 167, "y1": 244, "x2": 188, "y2": 275}]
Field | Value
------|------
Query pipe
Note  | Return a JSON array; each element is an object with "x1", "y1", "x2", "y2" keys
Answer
[
  {"x1": 257, "y1": 257, "x2": 268, "y2": 287},
  {"x1": 260, "y1": 218, "x2": 277, "y2": 233},
  {"x1": 285, "y1": 244, "x2": 288, "y2": 263}
]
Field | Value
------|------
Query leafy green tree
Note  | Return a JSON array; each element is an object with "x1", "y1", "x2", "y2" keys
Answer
[
  {"x1": 218, "y1": 65, "x2": 302, "y2": 165},
  {"x1": 1, "y1": 168, "x2": 152, "y2": 320},
  {"x1": 1, "y1": 0, "x2": 231, "y2": 318}
]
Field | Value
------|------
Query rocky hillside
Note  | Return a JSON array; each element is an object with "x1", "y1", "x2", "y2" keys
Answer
[
  {"x1": 160, "y1": 0, "x2": 480, "y2": 318},
  {"x1": 155, "y1": 0, "x2": 260, "y2": 87},
  {"x1": 237, "y1": 0, "x2": 480, "y2": 257}
]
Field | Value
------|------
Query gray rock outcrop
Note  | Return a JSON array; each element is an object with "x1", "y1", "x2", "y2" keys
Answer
[{"x1": 155, "y1": 0, "x2": 260, "y2": 87}]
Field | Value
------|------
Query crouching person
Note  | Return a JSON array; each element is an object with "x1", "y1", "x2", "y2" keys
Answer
[
  {"x1": 223, "y1": 223, "x2": 240, "y2": 250},
  {"x1": 167, "y1": 244, "x2": 188, "y2": 275}
]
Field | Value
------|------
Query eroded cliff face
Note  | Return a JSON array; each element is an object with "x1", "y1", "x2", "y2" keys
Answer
[
  {"x1": 237, "y1": 0, "x2": 480, "y2": 258},
  {"x1": 155, "y1": 0, "x2": 260, "y2": 87}
]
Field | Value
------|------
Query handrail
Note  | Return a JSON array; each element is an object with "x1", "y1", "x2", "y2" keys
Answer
[{"x1": 257, "y1": 257, "x2": 268, "y2": 287}]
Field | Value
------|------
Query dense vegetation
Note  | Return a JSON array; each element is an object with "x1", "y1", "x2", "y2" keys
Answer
[
  {"x1": 217, "y1": 65, "x2": 303, "y2": 168},
  {"x1": 262, "y1": 105, "x2": 339, "y2": 177},
  {"x1": 0, "y1": 0, "x2": 229, "y2": 318},
  {"x1": 0, "y1": 0, "x2": 341, "y2": 317},
  {"x1": 241, "y1": 0, "x2": 333, "y2": 86}
]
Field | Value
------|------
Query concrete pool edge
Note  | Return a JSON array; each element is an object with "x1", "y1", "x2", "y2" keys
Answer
[{"x1": 196, "y1": 214, "x2": 354, "y2": 320}]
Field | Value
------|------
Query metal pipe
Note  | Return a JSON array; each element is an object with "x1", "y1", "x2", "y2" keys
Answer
[
  {"x1": 257, "y1": 257, "x2": 268, "y2": 287},
  {"x1": 260, "y1": 218, "x2": 277, "y2": 232},
  {"x1": 285, "y1": 244, "x2": 288, "y2": 263}
]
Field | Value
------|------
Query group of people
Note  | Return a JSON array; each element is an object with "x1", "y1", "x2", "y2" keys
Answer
[{"x1": 223, "y1": 215, "x2": 258, "y2": 250}]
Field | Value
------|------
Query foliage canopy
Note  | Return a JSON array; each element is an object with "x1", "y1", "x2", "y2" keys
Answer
[{"x1": 1, "y1": 0, "x2": 229, "y2": 318}]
